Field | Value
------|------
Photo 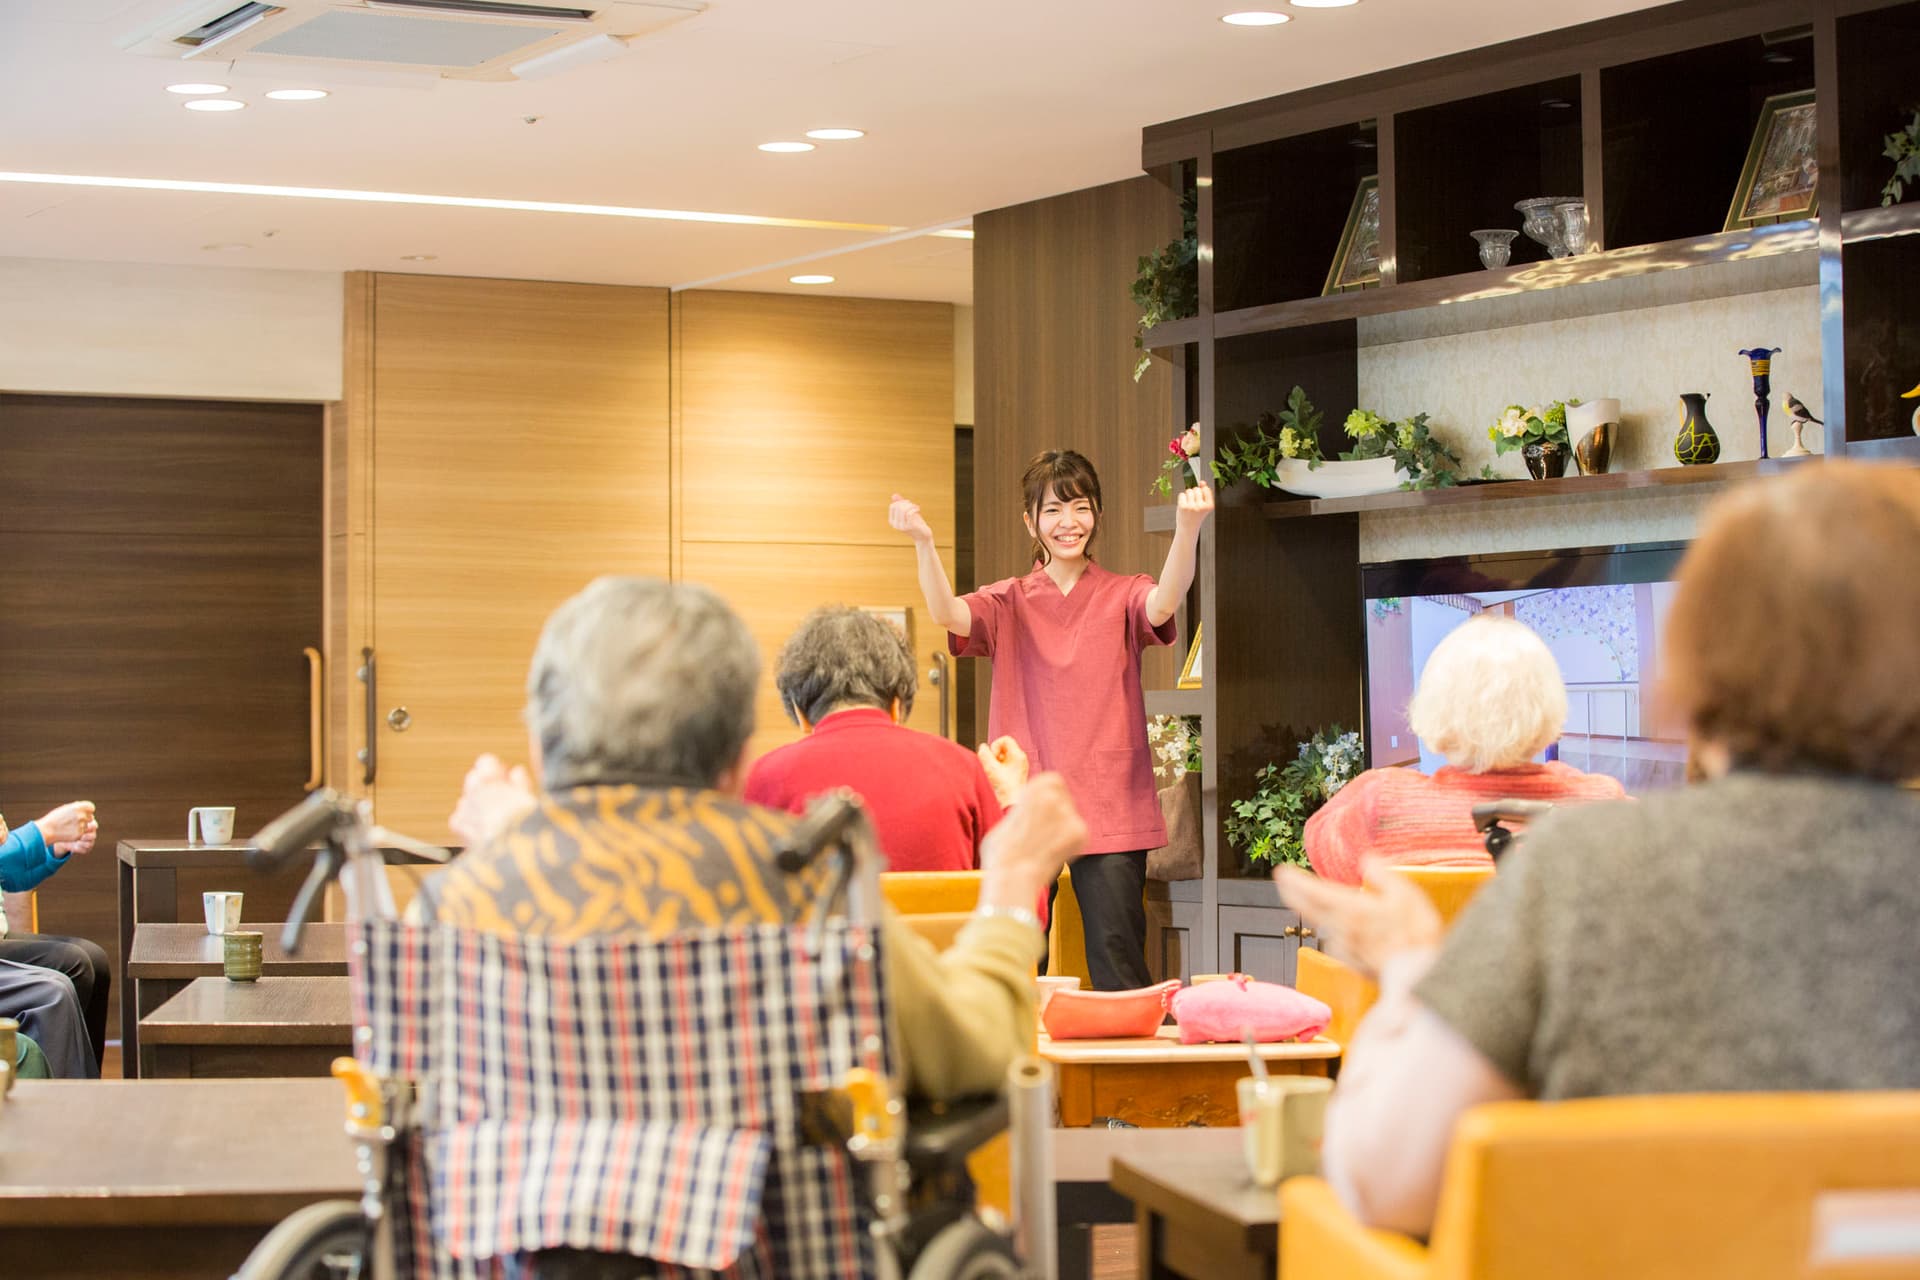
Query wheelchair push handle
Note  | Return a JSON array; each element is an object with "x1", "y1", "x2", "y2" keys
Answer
[
  {"x1": 1472, "y1": 798, "x2": 1555, "y2": 862},
  {"x1": 775, "y1": 789, "x2": 869, "y2": 872}
]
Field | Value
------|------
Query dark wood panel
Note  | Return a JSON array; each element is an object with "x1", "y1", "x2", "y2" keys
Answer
[
  {"x1": 0, "y1": 395, "x2": 324, "y2": 1041},
  {"x1": 973, "y1": 175, "x2": 1184, "y2": 729},
  {"x1": 0, "y1": 395, "x2": 322, "y2": 538}
]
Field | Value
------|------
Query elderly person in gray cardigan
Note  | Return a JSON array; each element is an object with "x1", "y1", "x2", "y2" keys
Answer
[{"x1": 1279, "y1": 462, "x2": 1920, "y2": 1236}]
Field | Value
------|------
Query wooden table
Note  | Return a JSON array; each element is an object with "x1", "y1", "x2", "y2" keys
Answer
[
  {"x1": 0, "y1": 1078, "x2": 359, "y2": 1279},
  {"x1": 1050, "y1": 1126, "x2": 1245, "y2": 1279},
  {"x1": 1110, "y1": 1147, "x2": 1281, "y2": 1280},
  {"x1": 1039, "y1": 1027, "x2": 1339, "y2": 1127},
  {"x1": 141, "y1": 975, "x2": 354, "y2": 1079},
  {"x1": 118, "y1": 839, "x2": 437, "y2": 1076}
]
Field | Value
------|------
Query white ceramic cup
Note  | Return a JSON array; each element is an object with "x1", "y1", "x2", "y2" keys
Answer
[
  {"x1": 1237, "y1": 1075, "x2": 1333, "y2": 1187},
  {"x1": 188, "y1": 806, "x2": 236, "y2": 845},
  {"x1": 203, "y1": 891, "x2": 244, "y2": 936},
  {"x1": 1035, "y1": 975, "x2": 1081, "y2": 1016}
]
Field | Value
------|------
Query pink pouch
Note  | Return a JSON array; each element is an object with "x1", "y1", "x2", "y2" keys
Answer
[
  {"x1": 1168, "y1": 973, "x2": 1331, "y2": 1045},
  {"x1": 1040, "y1": 979, "x2": 1181, "y2": 1040}
]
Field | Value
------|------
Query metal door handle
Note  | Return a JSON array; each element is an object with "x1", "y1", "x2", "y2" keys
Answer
[
  {"x1": 302, "y1": 647, "x2": 324, "y2": 792},
  {"x1": 356, "y1": 647, "x2": 376, "y2": 786},
  {"x1": 928, "y1": 650, "x2": 951, "y2": 739}
]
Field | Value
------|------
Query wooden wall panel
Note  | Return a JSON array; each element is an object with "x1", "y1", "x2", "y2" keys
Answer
[
  {"x1": 973, "y1": 176, "x2": 1183, "y2": 728},
  {"x1": 677, "y1": 292, "x2": 955, "y2": 548},
  {"x1": 366, "y1": 275, "x2": 670, "y2": 840},
  {"x1": 677, "y1": 290, "x2": 958, "y2": 752},
  {"x1": 679, "y1": 541, "x2": 959, "y2": 766}
]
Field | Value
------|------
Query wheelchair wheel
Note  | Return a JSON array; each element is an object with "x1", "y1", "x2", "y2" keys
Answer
[
  {"x1": 233, "y1": 1199, "x2": 370, "y2": 1280},
  {"x1": 905, "y1": 1215, "x2": 1022, "y2": 1280}
]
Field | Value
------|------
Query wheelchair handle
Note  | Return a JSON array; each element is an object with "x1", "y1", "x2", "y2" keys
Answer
[{"x1": 775, "y1": 790, "x2": 868, "y2": 873}]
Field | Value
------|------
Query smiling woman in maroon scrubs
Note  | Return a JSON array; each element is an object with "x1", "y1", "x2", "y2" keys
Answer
[{"x1": 890, "y1": 450, "x2": 1213, "y2": 990}]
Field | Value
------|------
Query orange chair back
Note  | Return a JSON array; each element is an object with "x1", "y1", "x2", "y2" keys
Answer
[
  {"x1": 1388, "y1": 865, "x2": 1494, "y2": 929},
  {"x1": 879, "y1": 870, "x2": 981, "y2": 916}
]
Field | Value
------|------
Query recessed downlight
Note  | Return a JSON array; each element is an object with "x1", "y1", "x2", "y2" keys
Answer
[
  {"x1": 789, "y1": 274, "x2": 835, "y2": 285},
  {"x1": 805, "y1": 128, "x2": 865, "y2": 141},
  {"x1": 1222, "y1": 11, "x2": 1290, "y2": 24},
  {"x1": 1289, "y1": 0, "x2": 1360, "y2": 6},
  {"x1": 201, "y1": 242, "x2": 251, "y2": 252},
  {"x1": 758, "y1": 141, "x2": 815, "y2": 153},
  {"x1": 401, "y1": 253, "x2": 438, "y2": 261},
  {"x1": 166, "y1": 83, "x2": 229, "y2": 95},
  {"x1": 185, "y1": 99, "x2": 246, "y2": 112},
  {"x1": 266, "y1": 88, "x2": 329, "y2": 101}
]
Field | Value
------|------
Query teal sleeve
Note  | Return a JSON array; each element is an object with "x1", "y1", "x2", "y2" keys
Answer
[{"x1": 0, "y1": 822, "x2": 70, "y2": 894}]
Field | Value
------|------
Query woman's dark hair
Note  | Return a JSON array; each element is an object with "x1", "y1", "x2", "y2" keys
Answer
[
  {"x1": 774, "y1": 606, "x2": 916, "y2": 726},
  {"x1": 1021, "y1": 449, "x2": 1103, "y2": 567}
]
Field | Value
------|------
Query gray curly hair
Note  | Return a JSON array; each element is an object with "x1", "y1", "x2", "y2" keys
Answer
[
  {"x1": 775, "y1": 606, "x2": 917, "y2": 726},
  {"x1": 526, "y1": 577, "x2": 759, "y2": 789}
]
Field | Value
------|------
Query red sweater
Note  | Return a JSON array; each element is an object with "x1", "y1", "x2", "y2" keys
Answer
[
  {"x1": 743, "y1": 708, "x2": 1003, "y2": 873},
  {"x1": 1303, "y1": 763, "x2": 1627, "y2": 885}
]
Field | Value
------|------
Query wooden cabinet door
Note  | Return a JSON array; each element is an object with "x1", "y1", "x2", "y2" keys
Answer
[
  {"x1": 1146, "y1": 893, "x2": 1203, "y2": 984},
  {"x1": 366, "y1": 276, "x2": 670, "y2": 841},
  {"x1": 1217, "y1": 903, "x2": 1306, "y2": 986}
]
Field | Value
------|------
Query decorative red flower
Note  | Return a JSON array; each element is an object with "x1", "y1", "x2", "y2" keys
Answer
[{"x1": 1168, "y1": 437, "x2": 1188, "y2": 457}]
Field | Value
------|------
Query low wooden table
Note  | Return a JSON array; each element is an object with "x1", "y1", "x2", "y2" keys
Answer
[
  {"x1": 127, "y1": 922, "x2": 349, "y2": 1074},
  {"x1": 118, "y1": 839, "x2": 439, "y2": 1076},
  {"x1": 1110, "y1": 1147, "x2": 1281, "y2": 1280},
  {"x1": 0, "y1": 1078, "x2": 359, "y2": 1279},
  {"x1": 141, "y1": 975, "x2": 353, "y2": 1079},
  {"x1": 1039, "y1": 1027, "x2": 1339, "y2": 1127}
]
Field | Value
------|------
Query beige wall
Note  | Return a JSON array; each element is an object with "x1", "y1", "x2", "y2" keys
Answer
[{"x1": 0, "y1": 258, "x2": 343, "y2": 401}]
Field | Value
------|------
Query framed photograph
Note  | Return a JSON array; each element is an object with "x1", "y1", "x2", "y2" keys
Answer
[
  {"x1": 1725, "y1": 90, "x2": 1819, "y2": 231},
  {"x1": 1323, "y1": 175, "x2": 1382, "y2": 296},
  {"x1": 1177, "y1": 624, "x2": 1204, "y2": 690},
  {"x1": 859, "y1": 606, "x2": 913, "y2": 654}
]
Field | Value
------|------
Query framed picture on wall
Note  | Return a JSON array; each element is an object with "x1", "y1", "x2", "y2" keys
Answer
[
  {"x1": 859, "y1": 605, "x2": 914, "y2": 654},
  {"x1": 1177, "y1": 624, "x2": 1204, "y2": 689},
  {"x1": 1726, "y1": 90, "x2": 1819, "y2": 230},
  {"x1": 1323, "y1": 175, "x2": 1382, "y2": 296}
]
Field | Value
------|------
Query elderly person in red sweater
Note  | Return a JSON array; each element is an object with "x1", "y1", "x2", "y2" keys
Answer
[
  {"x1": 1304, "y1": 614, "x2": 1623, "y2": 884},
  {"x1": 745, "y1": 605, "x2": 1026, "y2": 873}
]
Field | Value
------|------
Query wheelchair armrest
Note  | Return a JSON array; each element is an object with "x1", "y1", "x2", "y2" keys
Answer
[{"x1": 905, "y1": 1093, "x2": 1009, "y2": 1173}]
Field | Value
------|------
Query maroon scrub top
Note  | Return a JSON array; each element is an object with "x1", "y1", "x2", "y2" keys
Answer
[{"x1": 950, "y1": 562, "x2": 1175, "y2": 854}]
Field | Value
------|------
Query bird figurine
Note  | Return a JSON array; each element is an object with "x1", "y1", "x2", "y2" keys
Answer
[
  {"x1": 1782, "y1": 392, "x2": 1821, "y2": 458},
  {"x1": 1904, "y1": 383, "x2": 1920, "y2": 437}
]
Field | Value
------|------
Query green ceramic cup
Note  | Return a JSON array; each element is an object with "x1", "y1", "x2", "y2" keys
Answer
[
  {"x1": 0, "y1": 1017, "x2": 17, "y2": 1094},
  {"x1": 223, "y1": 931, "x2": 264, "y2": 983}
]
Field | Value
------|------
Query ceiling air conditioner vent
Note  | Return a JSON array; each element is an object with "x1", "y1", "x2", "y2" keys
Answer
[{"x1": 120, "y1": 0, "x2": 701, "y2": 79}]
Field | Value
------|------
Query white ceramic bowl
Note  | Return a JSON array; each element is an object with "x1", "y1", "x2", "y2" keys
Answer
[{"x1": 1275, "y1": 456, "x2": 1406, "y2": 498}]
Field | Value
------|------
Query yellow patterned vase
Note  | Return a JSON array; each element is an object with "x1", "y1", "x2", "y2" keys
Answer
[{"x1": 1674, "y1": 392, "x2": 1721, "y2": 466}]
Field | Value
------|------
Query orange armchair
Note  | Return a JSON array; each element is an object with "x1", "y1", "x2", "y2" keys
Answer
[{"x1": 1281, "y1": 1091, "x2": 1920, "y2": 1280}]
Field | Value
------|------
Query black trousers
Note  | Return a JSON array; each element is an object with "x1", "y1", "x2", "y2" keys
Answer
[
  {"x1": 1045, "y1": 850, "x2": 1151, "y2": 992},
  {"x1": 0, "y1": 933, "x2": 110, "y2": 1069}
]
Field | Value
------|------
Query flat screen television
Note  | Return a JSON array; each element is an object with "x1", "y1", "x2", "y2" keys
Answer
[{"x1": 1359, "y1": 541, "x2": 1690, "y2": 795}]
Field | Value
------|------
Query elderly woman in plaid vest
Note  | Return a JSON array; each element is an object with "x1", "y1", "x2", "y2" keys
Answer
[{"x1": 428, "y1": 575, "x2": 1083, "y2": 1102}]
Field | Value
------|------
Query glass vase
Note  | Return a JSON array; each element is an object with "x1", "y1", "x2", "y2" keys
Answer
[{"x1": 1471, "y1": 229, "x2": 1519, "y2": 270}]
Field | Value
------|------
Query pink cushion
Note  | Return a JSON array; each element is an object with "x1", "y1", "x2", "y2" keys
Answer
[
  {"x1": 1040, "y1": 979, "x2": 1181, "y2": 1040},
  {"x1": 1169, "y1": 974, "x2": 1330, "y2": 1045}
]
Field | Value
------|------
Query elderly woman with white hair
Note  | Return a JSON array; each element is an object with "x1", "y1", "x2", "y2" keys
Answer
[{"x1": 1302, "y1": 614, "x2": 1624, "y2": 885}]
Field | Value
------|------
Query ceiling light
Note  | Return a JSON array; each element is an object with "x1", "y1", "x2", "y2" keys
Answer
[
  {"x1": 805, "y1": 128, "x2": 865, "y2": 141},
  {"x1": 1222, "y1": 11, "x2": 1290, "y2": 25},
  {"x1": 0, "y1": 171, "x2": 898, "y2": 233},
  {"x1": 758, "y1": 141, "x2": 815, "y2": 153},
  {"x1": 401, "y1": 253, "x2": 437, "y2": 261},
  {"x1": 166, "y1": 83, "x2": 230, "y2": 95},
  {"x1": 185, "y1": 99, "x2": 246, "y2": 112},
  {"x1": 930, "y1": 228, "x2": 974, "y2": 239},
  {"x1": 201, "y1": 242, "x2": 251, "y2": 252},
  {"x1": 265, "y1": 89, "x2": 329, "y2": 101},
  {"x1": 789, "y1": 274, "x2": 835, "y2": 285},
  {"x1": 1289, "y1": 0, "x2": 1359, "y2": 7}
]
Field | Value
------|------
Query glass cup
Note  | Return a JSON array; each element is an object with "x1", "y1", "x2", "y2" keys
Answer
[
  {"x1": 223, "y1": 931, "x2": 264, "y2": 983},
  {"x1": 1237, "y1": 1075, "x2": 1334, "y2": 1187}
]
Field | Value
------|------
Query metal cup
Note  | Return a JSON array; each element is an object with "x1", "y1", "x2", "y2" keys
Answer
[
  {"x1": 203, "y1": 891, "x2": 244, "y2": 936},
  {"x1": 223, "y1": 931, "x2": 264, "y2": 983}
]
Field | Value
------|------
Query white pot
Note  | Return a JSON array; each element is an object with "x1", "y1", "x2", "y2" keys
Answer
[{"x1": 1275, "y1": 455, "x2": 1407, "y2": 498}]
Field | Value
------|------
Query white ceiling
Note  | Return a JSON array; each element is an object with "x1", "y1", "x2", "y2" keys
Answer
[{"x1": 0, "y1": 0, "x2": 1670, "y2": 303}]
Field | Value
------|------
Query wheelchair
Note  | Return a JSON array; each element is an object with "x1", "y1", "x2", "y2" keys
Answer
[
  {"x1": 1471, "y1": 798, "x2": 1556, "y2": 862},
  {"x1": 231, "y1": 789, "x2": 1056, "y2": 1280}
]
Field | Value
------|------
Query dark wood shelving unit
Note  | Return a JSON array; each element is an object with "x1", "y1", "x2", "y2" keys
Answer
[{"x1": 1127, "y1": 0, "x2": 1919, "y2": 987}]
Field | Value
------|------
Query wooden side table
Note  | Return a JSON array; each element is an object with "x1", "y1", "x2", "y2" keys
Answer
[
  {"x1": 140, "y1": 975, "x2": 353, "y2": 1079},
  {"x1": 1039, "y1": 1027, "x2": 1338, "y2": 1127}
]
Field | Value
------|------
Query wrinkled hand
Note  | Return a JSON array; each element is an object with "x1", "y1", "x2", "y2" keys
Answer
[
  {"x1": 979, "y1": 773, "x2": 1086, "y2": 908},
  {"x1": 977, "y1": 736, "x2": 1030, "y2": 809},
  {"x1": 888, "y1": 493, "x2": 935, "y2": 545},
  {"x1": 1173, "y1": 482, "x2": 1214, "y2": 535},
  {"x1": 37, "y1": 801, "x2": 98, "y2": 855},
  {"x1": 448, "y1": 754, "x2": 536, "y2": 850},
  {"x1": 1273, "y1": 859, "x2": 1442, "y2": 980}
]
